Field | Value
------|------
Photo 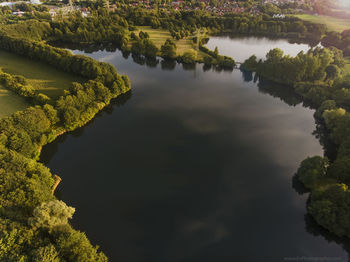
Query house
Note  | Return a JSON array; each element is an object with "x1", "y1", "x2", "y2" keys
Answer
[
  {"x1": 273, "y1": 14, "x2": 285, "y2": 18},
  {"x1": 82, "y1": 11, "x2": 89, "y2": 17},
  {"x1": 12, "y1": 10, "x2": 25, "y2": 16},
  {"x1": 30, "y1": 0, "x2": 42, "y2": 5},
  {"x1": 0, "y1": 2, "x2": 16, "y2": 7}
]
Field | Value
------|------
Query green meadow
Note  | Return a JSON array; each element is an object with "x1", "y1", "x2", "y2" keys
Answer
[
  {"x1": 294, "y1": 14, "x2": 350, "y2": 32},
  {"x1": 135, "y1": 26, "x2": 206, "y2": 57},
  {"x1": 0, "y1": 84, "x2": 29, "y2": 118},
  {"x1": 344, "y1": 57, "x2": 350, "y2": 78},
  {"x1": 0, "y1": 50, "x2": 86, "y2": 99}
]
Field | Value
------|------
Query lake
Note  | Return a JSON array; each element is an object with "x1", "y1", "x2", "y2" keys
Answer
[
  {"x1": 205, "y1": 35, "x2": 315, "y2": 62},
  {"x1": 41, "y1": 37, "x2": 350, "y2": 261}
]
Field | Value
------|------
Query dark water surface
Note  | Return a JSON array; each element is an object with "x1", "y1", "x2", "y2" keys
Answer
[{"x1": 41, "y1": 38, "x2": 350, "y2": 261}]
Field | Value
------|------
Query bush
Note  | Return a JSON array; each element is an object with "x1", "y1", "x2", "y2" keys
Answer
[
  {"x1": 181, "y1": 49, "x2": 197, "y2": 64},
  {"x1": 297, "y1": 156, "x2": 329, "y2": 189}
]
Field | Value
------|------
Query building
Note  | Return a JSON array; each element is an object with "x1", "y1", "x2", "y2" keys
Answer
[
  {"x1": 273, "y1": 14, "x2": 286, "y2": 18},
  {"x1": 30, "y1": 0, "x2": 42, "y2": 5},
  {"x1": 0, "y1": 2, "x2": 16, "y2": 7}
]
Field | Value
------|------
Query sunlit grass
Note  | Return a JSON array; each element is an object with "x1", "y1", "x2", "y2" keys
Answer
[
  {"x1": 344, "y1": 57, "x2": 350, "y2": 76},
  {"x1": 294, "y1": 14, "x2": 350, "y2": 32},
  {"x1": 135, "y1": 26, "x2": 206, "y2": 57},
  {"x1": 0, "y1": 84, "x2": 29, "y2": 118},
  {"x1": 0, "y1": 50, "x2": 86, "y2": 99}
]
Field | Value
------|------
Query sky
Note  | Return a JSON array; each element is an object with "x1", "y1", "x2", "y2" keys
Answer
[{"x1": 337, "y1": 0, "x2": 350, "y2": 8}]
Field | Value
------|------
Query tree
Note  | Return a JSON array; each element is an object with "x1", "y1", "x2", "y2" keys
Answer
[
  {"x1": 30, "y1": 245, "x2": 61, "y2": 262},
  {"x1": 28, "y1": 200, "x2": 75, "y2": 231},
  {"x1": 328, "y1": 156, "x2": 350, "y2": 183},
  {"x1": 266, "y1": 48, "x2": 284, "y2": 63},
  {"x1": 297, "y1": 156, "x2": 329, "y2": 189},
  {"x1": 131, "y1": 40, "x2": 145, "y2": 55},
  {"x1": 214, "y1": 46, "x2": 218, "y2": 57},
  {"x1": 13, "y1": 107, "x2": 51, "y2": 140},
  {"x1": 55, "y1": 229, "x2": 107, "y2": 262},
  {"x1": 7, "y1": 129, "x2": 34, "y2": 157},
  {"x1": 63, "y1": 106, "x2": 80, "y2": 130},
  {"x1": 217, "y1": 56, "x2": 235, "y2": 69},
  {"x1": 143, "y1": 39, "x2": 158, "y2": 58},
  {"x1": 241, "y1": 55, "x2": 258, "y2": 71},
  {"x1": 203, "y1": 55, "x2": 214, "y2": 65},
  {"x1": 181, "y1": 49, "x2": 197, "y2": 64},
  {"x1": 160, "y1": 39, "x2": 177, "y2": 60},
  {"x1": 323, "y1": 109, "x2": 350, "y2": 145},
  {"x1": 309, "y1": 184, "x2": 350, "y2": 237},
  {"x1": 325, "y1": 64, "x2": 340, "y2": 80},
  {"x1": 43, "y1": 104, "x2": 59, "y2": 125},
  {"x1": 314, "y1": 100, "x2": 337, "y2": 120}
]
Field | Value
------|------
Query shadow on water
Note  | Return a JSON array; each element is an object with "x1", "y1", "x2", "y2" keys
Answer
[
  {"x1": 289, "y1": 131, "x2": 350, "y2": 260},
  {"x1": 305, "y1": 213, "x2": 350, "y2": 261},
  {"x1": 40, "y1": 91, "x2": 132, "y2": 165},
  {"x1": 312, "y1": 120, "x2": 338, "y2": 161},
  {"x1": 240, "y1": 69, "x2": 303, "y2": 107},
  {"x1": 292, "y1": 174, "x2": 310, "y2": 196},
  {"x1": 161, "y1": 60, "x2": 176, "y2": 71},
  {"x1": 182, "y1": 63, "x2": 196, "y2": 71},
  {"x1": 131, "y1": 54, "x2": 160, "y2": 68},
  {"x1": 242, "y1": 68, "x2": 350, "y2": 260},
  {"x1": 240, "y1": 68, "x2": 339, "y2": 161}
]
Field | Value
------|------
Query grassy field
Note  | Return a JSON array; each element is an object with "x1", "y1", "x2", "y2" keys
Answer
[
  {"x1": 294, "y1": 14, "x2": 350, "y2": 32},
  {"x1": 135, "y1": 26, "x2": 206, "y2": 57},
  {"x1": 0, "y1": 50, "x2": 86, "y2": 99},
  {"x1": 0, "y1": 84, "x2": 29, "y2": 118}
]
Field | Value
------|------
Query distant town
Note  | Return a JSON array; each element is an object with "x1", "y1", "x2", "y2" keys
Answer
[{"x1": 0, "y1": 0, "x2": 324, "y2": 18}]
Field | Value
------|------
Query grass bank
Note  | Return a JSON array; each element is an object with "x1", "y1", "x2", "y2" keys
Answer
[
  {"x1": 345, "y1": 57, "x2": 350, "y2": 73},
  {"x1": 343, "y1": 57, "x2": 350, "y2": 82},
  {"x1": 0, "y1": 84, "x2": 29, "y2": 118},
  {"x1": 0, "y1": 50, "x2": 86, "y2": 99},
  {"x1": 135, "y1": 26, "x2": 206, "y2": 58},
  {"x1": 294, "y1": 14, "x2": 350, "y2": 32}
]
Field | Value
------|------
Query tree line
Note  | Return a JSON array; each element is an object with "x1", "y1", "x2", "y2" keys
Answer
[
  {"x1": 2, "y1": 8, "x2": 331, "y2": 69},
  {"x1": 322, "y1": 30, "x2": 350, "y2": 56},
  {"x1": 241, "y1": 46, "x2": 350, "y2": 238},
  {"x1": 0, "y1": 69, "x2": 51, "y2": 105},
  {"x1": 0, "y1": 28, "x2": 130, "y2": 261},
  {"x1": 119, "y1": 7, "x2": 326, "y2": 41}
]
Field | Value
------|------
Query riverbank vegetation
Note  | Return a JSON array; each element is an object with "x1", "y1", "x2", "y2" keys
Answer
[
  {"x1": 1, "y1": 5, "x2": 331, "y2": 68},
  {"x1": 0, "y1": 2, "x2": 350, "y2": 260},
  {"x1": 0, "y1": 18, "x2": 130, "y2": 261},
  {"x1": 8, "y1": 6, "x2": 325, "y2": 66},
  {"x1": 321, "y1": 30, "x2": 350, "y2": 56},
  {"x1": 241, "y1": 46, "x2": 350, "y2": 238}
]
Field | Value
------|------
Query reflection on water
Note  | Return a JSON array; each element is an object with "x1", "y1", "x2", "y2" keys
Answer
[
  {"x1": 206, "y1": 35, "x2": 316, "y2": 62},
  {"x1": 41, "y1": 37, "x2": 348, "y2": 262}
]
